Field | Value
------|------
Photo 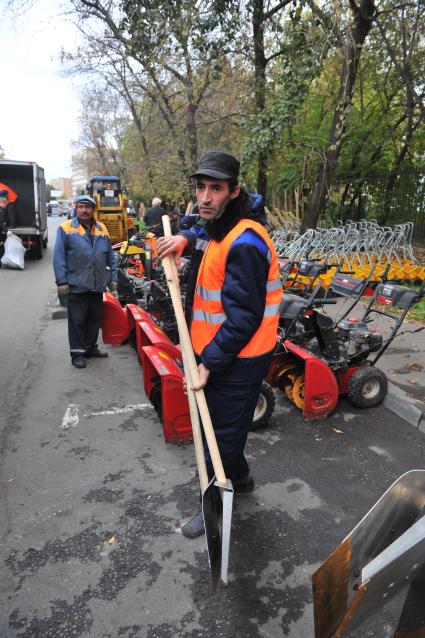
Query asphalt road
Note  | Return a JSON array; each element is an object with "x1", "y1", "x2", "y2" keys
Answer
[{"x1": 1, "y1": 219, "x2": 425, "y2": 637}]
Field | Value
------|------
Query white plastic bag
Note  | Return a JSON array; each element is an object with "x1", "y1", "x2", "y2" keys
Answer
[{"x1": 1, "y1": 231, "x2": 26, "y2": 270}]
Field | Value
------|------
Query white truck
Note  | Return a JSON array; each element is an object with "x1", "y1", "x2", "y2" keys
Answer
[{"x1": 0, "y1": 159, "x2": 48, "y2": 259}]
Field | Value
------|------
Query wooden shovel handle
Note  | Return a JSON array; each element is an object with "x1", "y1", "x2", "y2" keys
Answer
[
  {"x1": 161, "y1": 215, "x2": 226, "y2": 485},
  {"x1": 181, "y1": 350, "x2": 209, "y2": 492}
]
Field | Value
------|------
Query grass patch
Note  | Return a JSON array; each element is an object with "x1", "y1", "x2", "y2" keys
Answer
[
  {"x1": 371, "y1": 285, "x2": 425, "y2": 324},
  {"x1": 408, "y1": 294, "x2": 425, "y2": 322}
]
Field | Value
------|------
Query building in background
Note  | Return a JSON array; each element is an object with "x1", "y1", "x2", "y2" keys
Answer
[
  {"x1": 50, "y1": 177, "x2": 72, "y2": 199},
  {"x1": 72, "y1": 149, "x2": 93, "y2": 196}
]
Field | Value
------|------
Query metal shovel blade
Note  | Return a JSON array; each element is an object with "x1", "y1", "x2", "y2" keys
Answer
[
  {"x1": 202, "y1": 477, "x2": 222, "y2": 590},
  {"x1": 313, "y1": 470, "x2": 425, "y2": 638},
  {"x1": 219, "y1": 479, "x2": 234, "y2": 586},
  {"x1": 202, "y1": 477, "x2": 234, "y2": 589}
]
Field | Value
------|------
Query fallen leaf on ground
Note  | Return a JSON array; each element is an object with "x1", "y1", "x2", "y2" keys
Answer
[
  {"x1": 5, "y1": 479, "x2": 13, "y2": 485},
  {"x1": 332, "y1": 428, "x2": 344, "y2": 434},
  {"x1": 106, "y1": 535, "x2": 115, "y2": 545},
  {"x1": 405, "y1": 363, "x2": 423, "y2": 372},
  {"x1": 407, "y1": 379, "x2": 418, "y2": 384},
  {"x1": 145, "y1": 495, "x2": 152, "y2": 502}
]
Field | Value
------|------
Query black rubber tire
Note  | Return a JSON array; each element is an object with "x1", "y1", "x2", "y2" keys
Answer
[
  {"x1": 150, "y1": 383, "x2": 162, "y2": 419},
  {"x1": 251, "y1": 381, "x2": 275, "y2": 431},
  {"x1": 347, "y1": 366, "x2": 388, "y2": 409},
  {"x1": 31, "y1": 235, "x2": 43, "y2": 259},
  {"x1": 129, "y1": 328, "x2": 137, "y2": 349},
  {"x1": 42, "y1": 234, "x2": 48, "y2": 249}
]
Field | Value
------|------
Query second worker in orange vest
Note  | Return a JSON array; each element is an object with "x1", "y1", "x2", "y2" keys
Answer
[{"x1": 157, "y1": 151, "x2": 282, "y2": 538}]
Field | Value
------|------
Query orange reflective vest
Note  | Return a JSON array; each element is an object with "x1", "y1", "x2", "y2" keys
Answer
[
  {"x1": 191, "y1": 219, "x2": 282, "y2": 358},
  {"x1": 0, "y1": 183, "x2": 18, "y2": 203}
]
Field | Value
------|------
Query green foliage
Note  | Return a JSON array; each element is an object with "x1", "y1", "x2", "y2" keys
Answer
[{"x1": 69, "y1": 0, "x2": 425, "y2": 216}]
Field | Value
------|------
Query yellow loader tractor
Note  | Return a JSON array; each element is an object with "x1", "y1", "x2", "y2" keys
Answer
[{"x1": 88, "y1": 175, "x2": 134, "y2": 244}]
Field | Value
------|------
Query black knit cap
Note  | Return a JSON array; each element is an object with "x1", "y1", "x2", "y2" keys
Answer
[
  {"x1": 190, "y1": 151, "x2": 240, "y2": 182},
  {"x1": 0, "y1": 189, "x2": 8, "y2": 199}
]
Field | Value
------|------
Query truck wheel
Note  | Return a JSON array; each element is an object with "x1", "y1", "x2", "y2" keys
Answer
[
  {"x1": 347, "y1": 367, "x2": 388, "y2": 409},
  {"x1": 251, "y1": 381, "x2": 275, "y2": 431},
  {"x1": 31, "y1": 236, "x2": 43, "y2": 259},
  {"x1": 42, "y1": 235, "x2": 48, "y2": 249}
]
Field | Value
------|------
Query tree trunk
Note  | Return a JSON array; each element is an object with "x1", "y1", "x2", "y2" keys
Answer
[
  {"x1": 253, "y1": 0, "x2": 268, "y2": 197},
  {"x1": 302, "y1": 0, "x2": 376, "y2": 231}
]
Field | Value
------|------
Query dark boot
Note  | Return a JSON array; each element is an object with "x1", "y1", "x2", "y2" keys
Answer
[
  {"x1": 181, "y1": 511, "x2": 204, "y2": 538},
  {"x1": 72, "y1": 356, "x2": 87, "y2": 369},
  {"x1": 86, "y1": 347, "x2": 108, "y2": 358},
  {"x1": 234, "y1": 473, "x2": 255, "y2": 494}
]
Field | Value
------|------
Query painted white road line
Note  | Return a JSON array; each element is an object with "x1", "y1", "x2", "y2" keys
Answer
[
  {"x1": 85, "y1": 403, "x2": 153, "y2": 417},
  {"x1": 62, "y1": 404, "x2": 80, "y2": 429},
  {"x1": 61, "y1": 403, "x2": 154, "y2": 428}
]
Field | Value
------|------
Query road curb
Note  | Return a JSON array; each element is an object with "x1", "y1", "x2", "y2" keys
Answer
[{"x1": 384, "y1": 381, "x2": 424, "y2": 429}]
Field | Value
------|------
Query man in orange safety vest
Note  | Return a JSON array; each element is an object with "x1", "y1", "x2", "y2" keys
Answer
[{"x1": 157, "y1": 152, "x2": 282, "y2": 538}]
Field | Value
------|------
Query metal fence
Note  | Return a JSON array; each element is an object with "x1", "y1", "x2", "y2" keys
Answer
[{"x1": 327, "y1": 168, "x2": 425, "y2": 245}]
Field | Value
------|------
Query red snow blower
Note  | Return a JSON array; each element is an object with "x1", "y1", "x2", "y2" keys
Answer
[{"x1": 267, "y1": 274, "x2": 425, "y2": 420}]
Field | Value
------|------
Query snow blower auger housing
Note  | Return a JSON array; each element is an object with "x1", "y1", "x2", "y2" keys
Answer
[
  {"x1": 102, "y1": 292, "x2": 133, "y2": 345},
  {"x1": 101, "y1": 297, "x2": 191, "y2": 442},
  {"x1": 142, "y1": 345, "x2": 192, "y2": 442},
  {"x1": 125, "y1": 304, "x2": 192, "y2": 442}
]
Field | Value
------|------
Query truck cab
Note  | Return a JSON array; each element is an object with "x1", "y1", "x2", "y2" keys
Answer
[{"x1": 88, "y1": 176, "x2": 132, "y2": 244}]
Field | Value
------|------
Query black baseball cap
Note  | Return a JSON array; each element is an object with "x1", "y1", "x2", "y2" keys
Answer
[{"x1": 190, "y1": 151, "x2": 240, "y2": 182}]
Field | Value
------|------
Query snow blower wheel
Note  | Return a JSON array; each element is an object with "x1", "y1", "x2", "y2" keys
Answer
[
  {"x1": 347, "y1": 366, "x2": 388, "y2": 409},
  {"x1": 129, "y1": 327, "x2": 137, "y2": 349},
  {"x1": 292, "y1": 374, "x2": 305, "y2": 410},
  {"x1": 251, "y1": 381, "x2": 275, "y2": 431},
  {"x1": 150, "y1": 383, "x2": 163, "y2": 419}
]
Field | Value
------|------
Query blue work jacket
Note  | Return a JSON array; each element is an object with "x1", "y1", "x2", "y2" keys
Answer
[{"x1": 53, "y1": 217, "x2": 117, "y2": 293}]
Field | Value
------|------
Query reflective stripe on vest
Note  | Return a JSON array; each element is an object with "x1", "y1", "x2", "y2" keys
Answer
[
  {"x1": 195, "y1": 238, "x2": 209, "y2": 251},
  {"x1": 190, "y1": 218, "x2": 282, "y2": 358},
  {"x1": 195, "y1": 284, "x2": 222, "y2": 302},
  {"x1": 196, "y1": 279, "x2": 282, "y2": 317}
]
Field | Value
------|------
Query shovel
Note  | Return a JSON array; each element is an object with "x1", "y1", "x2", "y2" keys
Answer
[{"x1": 161, "y1": 215, "x2": 234, "y2": 587}]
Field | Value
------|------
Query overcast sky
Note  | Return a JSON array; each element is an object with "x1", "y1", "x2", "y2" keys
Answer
[{"x1": 0, "y1": 0, "x2": 83, "y2": 182}]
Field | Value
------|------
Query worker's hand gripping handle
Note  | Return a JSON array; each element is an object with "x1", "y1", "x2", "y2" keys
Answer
[{"x1": 161, "y1": 215, "x2": 227, "y2": 487}]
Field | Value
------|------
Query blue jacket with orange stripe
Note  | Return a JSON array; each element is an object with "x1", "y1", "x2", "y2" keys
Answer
[{"x1": 53, "y1": 217, "x2": 117, "y2": 293}]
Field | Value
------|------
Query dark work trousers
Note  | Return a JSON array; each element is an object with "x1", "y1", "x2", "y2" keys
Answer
[
  {"x1": 68, "y1": 291, "x2": 103, "y2": 360},
  {"x1": 203, "y1": 375, "x2": 263, "y2": 484}
]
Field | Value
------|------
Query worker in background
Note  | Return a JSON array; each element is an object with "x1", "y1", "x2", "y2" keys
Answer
[
  {"x1": 179, "y1": 202, "x2": 199, "y2": 230},
  {"x1": 53, "y1": 195, "x2": 118, "y2": 369},
  {"x1": 0, "y1": 185, "x2": 17, "y2": 229},
  {"x1": 157, "y1": 151, "x2": 282, "y2": 538},
  {"x1": 168, "y1": 208, "x2": 180, "y2": 234},
  {"x1": 136, "y1": 201, "x2": 145, "y2": 221},
  {"x1": 144, "y1": 197, "x2": 166, "y2": 235}
]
